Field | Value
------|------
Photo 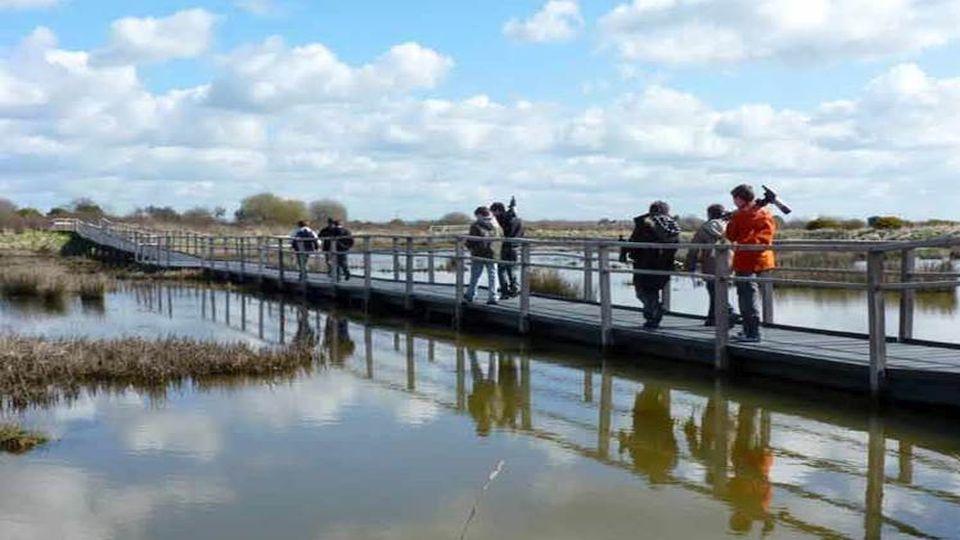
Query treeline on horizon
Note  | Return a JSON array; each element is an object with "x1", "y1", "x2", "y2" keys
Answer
[{"x1": 0, "y1": 192, "x2": 953, "y2": 233}]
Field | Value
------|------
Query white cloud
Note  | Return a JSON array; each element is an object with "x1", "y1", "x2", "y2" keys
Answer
[
  {"x1": 599, "y1": 0, "x2": 960, "y2": 65},
  {"x1": 0, "y1": 0, "x2": 58, "y2": 9},
  {"x1": 503, "y1": 0, "x2": 584, "y2": 43},
  {"x1": 206, "y1": 38, "x2": 453, "y2": 110},
  {"x1": 235, "y1": 0, "x2": 277, "y2": 17},
  {"x1": 95, "y1": 9, "x2": 216, "y2": 65}
]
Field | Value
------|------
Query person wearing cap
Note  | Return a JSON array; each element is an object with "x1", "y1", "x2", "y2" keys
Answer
[
  {"x1": 464, "y1": 206, "x2": 503, "y2": 305},
  {"x1": 490, "y1": 199, "x2": 524, "y2": 299},
  {"x1": 625, "y1": 201, "x2": 680, "y2": 329},
  {"x1": 686, "y1": 204, "x2": 737, "y2": 327},
  {"x1": 726, "y1": 184, "x2": 777, "y2": 343}
]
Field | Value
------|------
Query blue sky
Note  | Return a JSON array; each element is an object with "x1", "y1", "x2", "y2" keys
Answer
[{"x1": 2, "y1": 0, "x2": 960, "y2": 220}]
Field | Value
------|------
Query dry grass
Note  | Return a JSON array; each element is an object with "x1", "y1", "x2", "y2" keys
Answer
[
  {"x1": 529, "y1": 268, "x2": 581, "y2": 299},
  {"x1": 0, "y1": 257, "x2": 113, "y2": 303},
  {"x1": 0, "y1": 335, "x2": 317, "y2": 410},
  {"x1": 0, "y1": 423, "x2": 49, "y2": 454}
]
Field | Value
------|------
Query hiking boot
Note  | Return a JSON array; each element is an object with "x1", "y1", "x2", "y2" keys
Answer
[
  {"x1": 643, "y1": 320, "x2": 660, "y2": 330},
  {"x1": 732, "y1": 332, "x2": 761, "y2": 343}
]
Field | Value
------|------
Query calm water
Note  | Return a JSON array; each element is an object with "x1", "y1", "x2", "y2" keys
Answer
[{"x1": 2, "y1": 284, "x2": 960, "y2": 540}]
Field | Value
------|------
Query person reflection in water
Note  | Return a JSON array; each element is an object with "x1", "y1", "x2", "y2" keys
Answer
[
  {"x1": 618, "y1": 384, "x2": 679, "y2": 484},
  {"x1": 466, "y1": 350, "x2": 525, "y2": 436},
  {"x1": 322, "y1": 314, "x2": 355, "y2": 365},
  {"x1": 293, "y1": 305, "x2": 318, "y2": 348},
  {"x1": 729, "y1": 405, "x2": 774, "y2": 536}
]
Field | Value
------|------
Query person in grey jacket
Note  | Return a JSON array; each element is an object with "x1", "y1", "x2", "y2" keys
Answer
[
  {"x1": 685, "y1": 204, "x2": 737, "y2": 326},
  {"x1": 464, "y1": 206, "x2": 503, "y2": 305}
]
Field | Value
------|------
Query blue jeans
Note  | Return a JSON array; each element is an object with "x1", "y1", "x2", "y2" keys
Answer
[
  {"x1": 736, "y1": 271, "x2": 764, "y2": 337},
  {"x1": 466, "y1": 260, "x2": 499, "y2": 302}
]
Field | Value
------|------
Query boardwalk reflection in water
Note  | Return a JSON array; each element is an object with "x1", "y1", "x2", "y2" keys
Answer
[{"x1": 3, "y1": 282, "x2": 959, "y2": 539}]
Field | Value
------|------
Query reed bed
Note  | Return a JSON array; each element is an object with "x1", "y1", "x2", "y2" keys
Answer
[
  {"x1": 529, "y1": 268, "x2": 581, "y2": 299},
  {"x1": 0, "y1": 335, "x2": 316, "y2": 411},
  {"x1": 0, "y1": 423, "x2": 49, "y2": 454}
]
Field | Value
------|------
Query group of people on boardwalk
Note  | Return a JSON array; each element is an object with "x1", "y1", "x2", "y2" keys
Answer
[
  {"x1": 625, "y1": 183, "x2": 777, "y2": 343},
  {"x1": 289, "y1": 182, "x2": 775, "y2": 343}
]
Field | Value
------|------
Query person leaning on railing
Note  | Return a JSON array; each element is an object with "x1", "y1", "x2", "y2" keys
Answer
[
  {"x1": 726, "y1": 184, "x2": 777, "y2": 343},
  {"x1": 685, "y1": 204, "x2": 738, "y2": 327}
]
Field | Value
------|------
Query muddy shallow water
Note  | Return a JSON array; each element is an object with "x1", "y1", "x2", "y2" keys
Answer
[{"x1": 2, "y1": 283, "x2": 959, "y2": 539}]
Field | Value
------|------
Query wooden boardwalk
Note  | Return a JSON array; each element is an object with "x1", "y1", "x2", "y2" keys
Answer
[{"x1": 65, "y1": 219, "x2": 960, "y2": 409}]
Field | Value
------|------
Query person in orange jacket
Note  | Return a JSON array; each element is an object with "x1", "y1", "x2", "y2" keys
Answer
[{"x1": 725, "y1": 184, "x2": 776, "y2": 342}]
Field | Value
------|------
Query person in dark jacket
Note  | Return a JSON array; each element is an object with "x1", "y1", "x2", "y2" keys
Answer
[
  {"x1": 329, "y1": 220, "x2": 354, "y2": 281},
  {"x1": 464, "y1": 206, "x2": 503, "y2": 305},
  {"x1": 318, "y1": 218, "x2": 336, "y2": 274},
  {"x1": 626, "y1": 201, "x2": 680, "y2": 329},
  {"x1": 290, "y1": 220, "x2": 319, "y2": 279},
  {"x1": 491, "y1": 198, "x2": 524, "y2": 299}
]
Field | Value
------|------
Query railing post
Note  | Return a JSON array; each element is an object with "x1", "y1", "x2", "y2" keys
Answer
[
  {"x1": 392, "y1": 237, "x2": 400, "y2": 282},
  {"x1": 598, "y1": 245, "x2": 613, "y2": 348},
  {"x1": 519, "y1": 242, "x2": 531, "y2": 334},
  {"x1": 363, "y1": 237, "x2": 373, "y2": 307},
  {"x1": 427, "y1": 237, "x2": 436, "y2": 284},
  {"x1": 714, "y1": 246, "x2": 731, "y2": 371},
  {"x1": 405, "y1": 236, "x2": 414, "y2": 309},
  {"x1": 583, "y1": 244, "x2": 594, "y2": 302},
  {"x1": 662, "y1": 277, "x2": 672, "y2": 312},
  {"x1": 277, "y1": 237, "x2": 285, "y2": 285},
  {"x1": 761, "y1": 282, "x2": 775, "y2": 325},
  {"x1": 207, "y1": 237, "x2": 214, "y2": 273},
  {"x1": 257, "y1": 237, "x2": 264, "y2": 288},
  {"x1": 238, "y1": 237, "x2": 245, "y2": 279},
  {"x1": 898, "y1": 248, "x2": 916, "y2": 342},
  {"x1": 165, "y1": 234, "x2": 171, "y2": 267},
  {"x1": 454, "y1": 238, "x2": 465, "y2": 327},
  {"x1": 867, "y1": 250, "x2": 888, "y2": 399}
]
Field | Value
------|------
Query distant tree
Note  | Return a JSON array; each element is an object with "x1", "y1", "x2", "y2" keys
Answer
[
  {"x1": 47, "y1": 207, "x2": 70, "y2": 217},
  {"x1": 213, "y1": 206, "x2": 227, "y2": 220},
  {"x1": 141, "y1": 205, "x2": 180, "y2": 222},
  {"x1": 782, "y1": 218, "x2": 810, "y2": 230},
  {"x1": 806, "y1": 217, "x2": 842, "y2": 231},
  {"x1": 69, "y1": 198, "x2": 104, "y2": 218},
  {"x1": 437, "y1": 212, "x2": 471, "y2": 225},
  {"x1": 181, "y1": 207, "x2": 217, "y2": 226},
  {"x1": 16, "y1": 207, "x2": 43, "y2": 219},
  {"x1": 235, "y1": 193, "x2": 308, "y2": 225},
  {"x1": 309, "y1": 199, "x2": 348, "y2": 224},
  {"x1": 388, "y1": 218, "x2": 405, "y2": 227},
  {"x1": 0, "y1": 198, "x2": 17, "y2": 228},
  {"x1": 868, "y1": 216, "x2": 910, "y2": 230},
  {"x1": 677, "y1": 214, "x2": 705, "y2": 232}
]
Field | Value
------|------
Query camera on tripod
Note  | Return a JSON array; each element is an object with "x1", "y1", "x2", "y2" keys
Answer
[{"x1": 756, "y1": 185, "x2": 792, "y2": 215}]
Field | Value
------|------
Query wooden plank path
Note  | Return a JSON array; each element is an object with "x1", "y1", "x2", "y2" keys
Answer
[{"x1": 64, "y1": 219, "x2": 960, "y2": 409}]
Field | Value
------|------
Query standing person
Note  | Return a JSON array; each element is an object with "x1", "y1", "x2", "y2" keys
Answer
[
  {"x1": 464, "y1": 206, "x2": 503, "y2": 305},
  {"x1": 330, "y1": 220, "x2": 354, "y2": 281},
  {"x1": 290, "y1": 220, "x2": 319, "y2": 279},
  {"x1": 685, "y1": 204, "x2": 737, "y2": 327},
  {"x1": 318, "y1": 218, "x2": 336, "y2": 274},
  {"x1": 626, "y1": 201, "x2": 680, "y2": 329},
  {"x1": 726, "y1": 184, "x2": 776, "y2": 343},
  {"x1": 490, "y1": 197, "x2": 524, "y2": 299}
]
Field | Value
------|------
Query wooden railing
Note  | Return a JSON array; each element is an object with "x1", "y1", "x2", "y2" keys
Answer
[{"x1": 58, "y1": 218, "x2": 960, "y2": 398}]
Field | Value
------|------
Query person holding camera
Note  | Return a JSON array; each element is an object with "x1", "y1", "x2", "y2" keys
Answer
[
  {"x1": 491, "y1": 197, "x2": 524, "y2": 299},
  {"x1": 685, "y1": 204, "x2": 737, "y2": 327},
  {"x1": 726, "y1": 184, "x2": 777, "y2": 343},
  {"x1": 626, "y1": 201, "x2": 680, "y2": 329}
]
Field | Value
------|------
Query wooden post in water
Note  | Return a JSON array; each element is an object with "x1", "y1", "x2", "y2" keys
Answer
[
  {"x1": 898, "y1": 248, "x2": 916, "y2": 342},
  {"x1": 454, "y1": 238, "x2": 465, "y2": 328},
  {"x1": 597, "y1": 362, "x2": 613, "y2": 459},
  {"x1": 406, "y1": 333, "x2": 415, "y2": 391},
  {"x1": 761, "y1": 282, "x2": 775, "y2": 325},
  {"x1": 865, "y1": 415, "x2": 886, "y2": 540},
  {"x1": 867, "y1": 250, "x2": 888, "y2": 398},
  {"x1": 364, "y1": 325, "x2": 374, "y2": 379},
  {"x1": 583, "y1": 244, "x2": 594, "y2": 302},
  {"x1": 427, "y1": 237, "x2": 436, "y2": 284},
  {"x1": 518, "y1": 242, "x2": 531, "y2": 334},
  {"x1": 598, "y1": 245, "x2": 613, "y2": 348},
  {"x1": 405, "y1": 236, "x2": 414, "y2": 310},
  {"x1": 714, "y1": 246, "x2": 731, "y2": 371}
]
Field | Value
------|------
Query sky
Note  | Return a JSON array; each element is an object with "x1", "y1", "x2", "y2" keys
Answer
[{"x1": 2, "y1": 0, "x2": 960, "y2": 221}]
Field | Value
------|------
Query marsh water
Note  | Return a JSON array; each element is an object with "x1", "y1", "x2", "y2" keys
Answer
[{"x1": 2, "y1": 283, "x2": 960, "y2": 540}]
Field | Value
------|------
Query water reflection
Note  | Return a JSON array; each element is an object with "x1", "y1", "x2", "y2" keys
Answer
[{"x1": 3, "y1": 282, "x2": 960, "y2": 539}]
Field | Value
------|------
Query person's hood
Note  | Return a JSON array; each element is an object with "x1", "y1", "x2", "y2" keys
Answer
[{"x1": 633, "y1": 214, "x2": 649, "y2": 226}]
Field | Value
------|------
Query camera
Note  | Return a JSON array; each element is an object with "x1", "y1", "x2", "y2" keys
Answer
[{"x1": 756, "y1": 185, "x2": 792, "y2": 215}]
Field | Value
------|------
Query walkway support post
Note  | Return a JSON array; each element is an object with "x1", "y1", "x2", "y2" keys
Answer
[
  {"x1": 207, "y1": 237, "x2": 214, "y2": 273},
  {"x1": 898, "y1": 248, "x2": 916, "y2": 342},
  {"x1": 583, "y1": 245, "x2": 594, "y2": 303},
  {"x1": 392, "y1": 237, "x2": 400, "y2": 282},
  {"x1": 454, "y1": 238, "x2": 465, "y2": 328},
  {"x1": 239, "y1": 237, "x2": 245, "y2": 280},
  {"x1": 277, "y1": 237, "x2": 285, "y2": 285},
  {"x1": 426, "y1": 237, "x2": 435, "y2": 284},
  {"x1": 598, "y1": 245, "x2": 613, "y2": 348},
  {"x1": 363, "y1": 236, "x2": 373, "y2": 309},
  {"x1": 714, "y1": 246, "x2": 731, "y2": 371},
  {"x1": 405, "y1": 236, "x2": 414, "y2": 310},
  {"x1": 257, "y1": 237, "x2": 264, "y2": 288},
  {"x1": 519, "y1": 242, "x2": 531, "y2": 334},
  {"x1": 867, "y1": 250, "x2": 888, "y2": 399},
  {"x1": 762, "y1": 282, "x2": 775, "y2": 325},
  {"x1": 165, "y1": 233, "x2": 172, "y2": 268}
]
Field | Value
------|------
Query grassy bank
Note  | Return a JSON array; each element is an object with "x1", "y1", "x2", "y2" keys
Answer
[
  {"x1": 0, "y1": 335, "x2": 316, "y2": 410},
  {"x1": 0, "y1": 423, "x2": 49, "y2": 454}
]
